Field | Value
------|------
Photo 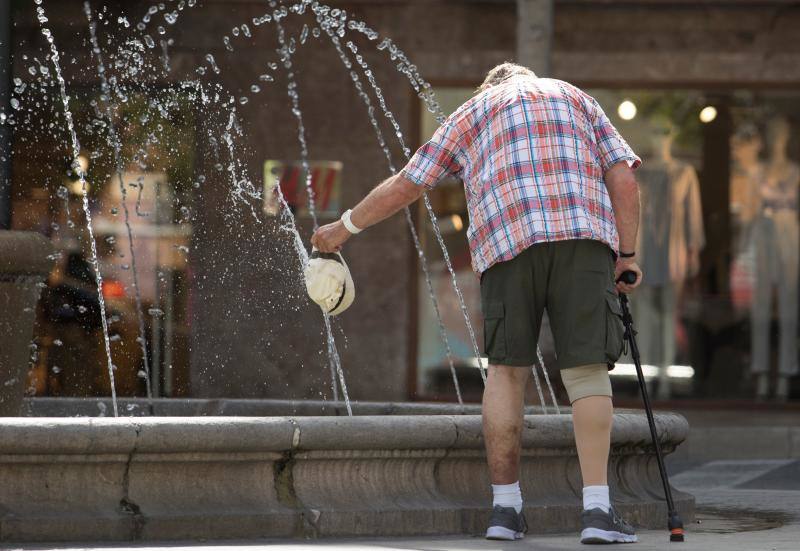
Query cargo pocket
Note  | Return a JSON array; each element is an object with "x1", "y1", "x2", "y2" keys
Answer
[
  {"x1": 605, "y1": 291, "x2": 625, "y2": 365},
  {"x1": 483, "y1": 301, "x2": 507, "y2": 361}
]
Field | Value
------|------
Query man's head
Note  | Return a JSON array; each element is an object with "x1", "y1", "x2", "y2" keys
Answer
[{"x1": 477, "y1": 62, "x2": 537, "y2": 94}]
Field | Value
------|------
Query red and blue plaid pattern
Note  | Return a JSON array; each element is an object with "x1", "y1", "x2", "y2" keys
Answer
[{"x1": 401, "y1": 77, "x2": 640, "y2": 273}]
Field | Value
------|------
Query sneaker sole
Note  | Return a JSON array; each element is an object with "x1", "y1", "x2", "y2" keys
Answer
[
  {"x1": 486, "y1": 526, "x2": 525, "y2": 540},
  {"x1": 581, "y1": 527, "x2": 638, "y2": 544}
]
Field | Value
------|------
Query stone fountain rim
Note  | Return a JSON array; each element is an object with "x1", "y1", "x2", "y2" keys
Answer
[{"x1": 0, "y1": 412, "x2": 688, "y2": 455}]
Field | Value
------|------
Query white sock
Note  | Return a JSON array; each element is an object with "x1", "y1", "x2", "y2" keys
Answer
[
  {"x1": 492, "y1": 481, "x2": 523, "y2": 513},
  {"x1": 583, "y1": 485, "x2": 610, "y2": 513}
]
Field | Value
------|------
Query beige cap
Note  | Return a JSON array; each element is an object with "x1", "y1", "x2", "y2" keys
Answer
[{"x1": 304, "y1": 249, "x2": 355, "y2": 316}]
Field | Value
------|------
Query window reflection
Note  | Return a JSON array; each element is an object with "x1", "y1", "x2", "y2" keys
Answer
[{"x1": 415, "y1": 87, "x2": 800, "y2": 403}]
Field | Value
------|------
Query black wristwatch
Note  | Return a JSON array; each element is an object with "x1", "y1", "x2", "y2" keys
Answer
[{"x1": 619, "y1": 251, "x2": 636, "y2": 258}]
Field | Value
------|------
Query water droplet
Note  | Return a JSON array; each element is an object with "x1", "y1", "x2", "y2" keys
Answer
[
  {"x1": 157, "y1": 26, "x2": 166, "y2": 35},
  {"x1": 148, "y1": 308, "x2": 164, "y2": 317},
  {"x1": 205, "y1": 54, "x2": 220, "y2": 74},
  {"x1": 144, "y1": 35, "x2": 155, "y2": 49},
  {"x1": 300, "y1": 25, "x2": 309, "y2": 44},
  {"x1": 77, "y1": 305, "x2": 88, "y2": 314},
  {"x1": 231, "y1": 27, "x2": 240, "y2": 37},
  {"x1": 250, "y1": 84, "x2": 261, "y2": 93},
  {"x1": 53, "y1": 339, "x2": 63, "y2": 347},
  {"x1": 51, "y1": 366, "x2": 61, "y2": 374},
  {"x1": 10, "y1": 98, "x2": 20, "y2": 110},
  {"x1": 239, "y1": 96, "x2": 248, "y2": 105},
  {"x1": 259, "y1": 74, "x2": 274, "y2": 82},
  {"x1": 28, "y1": 66, "x2": 37, "y2": 76}
]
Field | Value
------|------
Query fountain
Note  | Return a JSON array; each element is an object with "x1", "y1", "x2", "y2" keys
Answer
[{"x1": 0, "y1": 0, "x2": 693, "y2": 542}]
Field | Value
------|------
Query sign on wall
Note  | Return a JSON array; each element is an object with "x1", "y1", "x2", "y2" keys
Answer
[{"x1": 263, "y1": 160, "x2": 343, "y2": 218}]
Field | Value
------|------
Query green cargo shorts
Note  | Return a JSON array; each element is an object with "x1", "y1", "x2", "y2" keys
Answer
[{"x1": 480, "y1": 239, "x2": 624, "y2": 370}]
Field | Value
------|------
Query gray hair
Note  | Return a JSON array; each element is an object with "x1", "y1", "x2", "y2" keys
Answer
[{"x1": 477, "y1": 62, "x2": 537, "y2": 94}]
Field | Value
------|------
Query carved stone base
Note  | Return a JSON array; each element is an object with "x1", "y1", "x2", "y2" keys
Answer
[{"x1": 0, "y1": 412, "x2": 693, "y2": 542}]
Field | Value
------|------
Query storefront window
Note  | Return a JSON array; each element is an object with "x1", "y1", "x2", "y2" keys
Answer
[
  {"x1": 12, "y1": 89, "x2": 196, "y2": 398},
  {"x1": 415, "y1": 86, "x2": 800, "y2": 404}
]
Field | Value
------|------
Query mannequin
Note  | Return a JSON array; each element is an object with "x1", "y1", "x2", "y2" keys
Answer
[
  {"x1": 750, "y1": 117, "x2": 799, "y2": 400},
  {"x1": 730, "y1": 125, "x2": 765, "y2": 245},
  {"x1": 728, "y1": 126, "x2": 764, "y2": 311},
  {"x1": 634, "y1": 121, "x2": 705, "y2": 400}
]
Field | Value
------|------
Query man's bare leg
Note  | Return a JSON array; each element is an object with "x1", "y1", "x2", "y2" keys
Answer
[
  {"x1": 483, "y1": 364, "x2": 530, "y2": 540},
  {"x1": 483, "y1": 364, "x2": 530, "y2": 483}
]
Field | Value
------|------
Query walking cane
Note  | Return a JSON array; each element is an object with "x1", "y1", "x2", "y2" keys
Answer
[{"x1": 618, "y1": 270, "x2": 685, "y2": 542}]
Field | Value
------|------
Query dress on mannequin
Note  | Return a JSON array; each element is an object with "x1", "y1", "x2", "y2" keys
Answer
[
  {"x1": 634, "y1": 132, "x2": 705, "y2": 400},
  {"x1": 750, "y1": 118, "x2": 799, "y2": 400},
  {"x1": 729, "y1": 126, "x2": 765, "y2": 310}
]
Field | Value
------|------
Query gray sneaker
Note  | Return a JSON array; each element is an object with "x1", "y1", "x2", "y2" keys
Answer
[
  {"x1": 580, "y1": 507, "x2": 638, "y2": 544},
  {"x1": 485, "y1": 505, "x2": 527, "y2": 540}
]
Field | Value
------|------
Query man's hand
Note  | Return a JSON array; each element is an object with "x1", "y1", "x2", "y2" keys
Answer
[
  {"x1": 311, "y1": 221, "x2": 352, "y2": 253},
  {"x1": 615, "y1": 257, "x2": 643, "y2": 294}
]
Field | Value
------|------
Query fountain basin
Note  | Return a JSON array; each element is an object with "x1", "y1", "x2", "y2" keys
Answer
[{"x1": 0, "y1": 411, "x2": 693, "y2": 542}]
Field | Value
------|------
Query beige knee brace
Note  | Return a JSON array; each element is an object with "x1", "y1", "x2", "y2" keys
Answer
[{"x1": 560, "y1": 363, "x2": 613, "y2": 404}]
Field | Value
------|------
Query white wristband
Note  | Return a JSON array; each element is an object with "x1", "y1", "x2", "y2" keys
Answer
[{"x1": 341, "y1": 209, "x2": 363, "y2": 234}]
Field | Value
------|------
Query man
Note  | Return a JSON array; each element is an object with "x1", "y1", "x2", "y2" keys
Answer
[{"x1": 311, "y1": 62, "x2": 643, "y2": 544}]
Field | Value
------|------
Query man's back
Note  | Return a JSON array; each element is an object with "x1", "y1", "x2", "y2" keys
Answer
[{"x1": 401, "y1": 76, "x2": 639, "y2": 273}]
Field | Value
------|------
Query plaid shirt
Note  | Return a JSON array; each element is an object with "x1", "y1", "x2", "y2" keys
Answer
[{"x1": 401, "y1": 77, "x2": 640, "y2": 273}]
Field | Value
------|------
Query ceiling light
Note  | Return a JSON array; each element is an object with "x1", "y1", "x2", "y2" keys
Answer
[
  {"x1": 699, "y1": 105, "x2": 718, "y2": 123},
  {"x1": 617, "y1": 100, "x2": 637, "y2": 121}
]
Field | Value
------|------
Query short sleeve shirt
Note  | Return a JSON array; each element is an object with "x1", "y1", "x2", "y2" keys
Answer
[{"x1": 401, "y1": 77, "x2": 640, "y2": 274}]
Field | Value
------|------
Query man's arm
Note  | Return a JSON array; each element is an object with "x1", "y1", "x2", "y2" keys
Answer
[
  {"x1": 350, "y1": 173, "x2": 425, "y2": 229},
  {"x1": 310, "y1": 173, "x2": 424, "y2": 252},
  {"x1": 605, "y1": 161, "x2": 643, "y2": 292},
  {"x1": 312, "y1": 116, "x2": 461, "y2": 253}
]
